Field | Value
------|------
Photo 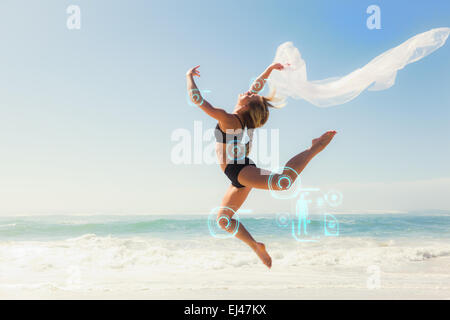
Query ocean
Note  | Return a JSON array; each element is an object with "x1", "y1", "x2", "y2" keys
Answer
[{"x1": 1, "y1": 212, "x2": 450, "y2": 298}]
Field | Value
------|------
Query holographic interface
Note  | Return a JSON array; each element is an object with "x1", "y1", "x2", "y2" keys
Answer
[{"x1": 275, "y1": 187, "x2": 342, "y2": 242}]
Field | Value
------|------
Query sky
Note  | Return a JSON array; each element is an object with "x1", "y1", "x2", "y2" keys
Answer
[{"x1": 0, "y1": 0, "x2": 449, "y2": 215}]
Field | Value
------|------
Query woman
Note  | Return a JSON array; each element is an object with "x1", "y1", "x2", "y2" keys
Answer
[{"x1": 186, "y1": 63, "x2": 337, "y2": 268}]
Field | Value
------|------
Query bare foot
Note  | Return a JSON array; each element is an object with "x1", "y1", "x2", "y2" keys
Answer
[
  {"x1": 253, "y1": 242, "x2": 272, "y2": 269},
  {"x1": 311, "y1": 130, "x2": 337, "y2": 153}
]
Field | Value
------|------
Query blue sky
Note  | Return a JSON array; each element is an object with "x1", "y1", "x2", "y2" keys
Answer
[{"x1": 0, "y1": 0, "x2": 448, "y2": 215}]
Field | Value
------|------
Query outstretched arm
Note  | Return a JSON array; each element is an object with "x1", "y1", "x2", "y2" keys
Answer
[
  {"x1": 249, "y1": 62, "x2": 285, "y2": 94},
  {"x1": 186, "y1": 66, "x2": 234, "y2": 123}
]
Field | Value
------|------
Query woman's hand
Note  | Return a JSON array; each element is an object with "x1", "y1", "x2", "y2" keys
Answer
[
  {"x1": 250, "y1": 63, "x2": 285, "y2": 94},
  {"x1": 186, "y1": 65, "x2": 201, "y2": 77},
  {"x1": 269, "y1": 62, "x2": 286, "y2": 71}
]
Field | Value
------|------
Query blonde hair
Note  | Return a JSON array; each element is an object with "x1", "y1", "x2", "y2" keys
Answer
[{"x1": 241, "y1": 89, "x2": 286, "y2": 129}]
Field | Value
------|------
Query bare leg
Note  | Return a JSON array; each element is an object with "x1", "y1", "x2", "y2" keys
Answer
[
  {"x1": 217, "y1": 185, "x2": 272, "y2": 268},
  {"x1": 238, "y1": 130, "x2": 337, "y2": 190}
]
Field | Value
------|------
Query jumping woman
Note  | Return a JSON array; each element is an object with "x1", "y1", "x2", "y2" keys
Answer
[{"x1": 186, "y1": 63, "x2": 337, "y2": 268}]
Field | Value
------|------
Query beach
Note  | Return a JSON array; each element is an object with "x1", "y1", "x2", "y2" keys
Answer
[{"x1": 1, "y1": 214, "x2": 450, "y2": 299}]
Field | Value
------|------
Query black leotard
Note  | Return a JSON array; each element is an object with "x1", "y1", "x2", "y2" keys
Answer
[
  {"x1": 215, "y1": 114, "x2": 256, "y2": 188},
  {"x1": 214, "y1": 114, "x2": 245, "y2": 144}
]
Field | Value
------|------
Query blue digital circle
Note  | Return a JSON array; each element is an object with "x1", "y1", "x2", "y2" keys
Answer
[
  {"x1": 187, "y1": 89, "x2": 204, "y2": 106},
  {"x1": 324, "y1": 190, "x2": 343, "y2": 207},
  {"x1": 267, "y1": 166, "x2": 302, "y2": 200},
  {"x1": 275, "y1": 212, "x2": 291, "y2": 228},
  {"x1": 277, "y1": 176, "x2": 292, "y2": 190},
  {"x1": 207, "y1": 207, "x2": 239, "y2": 239},
  {"x1": 226, "y1": 139, "x2": 246, "y2": 161},
  {"x1": 248, "y1": 77, "x2": 268, "y2": 94}
]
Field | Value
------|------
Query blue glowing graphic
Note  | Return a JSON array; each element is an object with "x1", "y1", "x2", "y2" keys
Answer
[
  {"x1": 207, "y1": 206, "x2": 239, "y2": 239},
  {"x1": 291, "y1": 192, "x2": 318, "y2": 242},
  {"x1": 248, "y1": 77, "x2": 269, "y2": 94},
  {"x1": 324, "y1": 213, "x2": 339, "y2": 236},
  {"x1": 275, "y1": 212, "x2": 291, "y2": 228},
  {"x1": 316, "y1": 196, "x2": 325, "y2": 207},
  {"x1": 267, "y1": 166, "x2": 301, "y2": 200},
  {"x1": 186, "y1": 89, "x2": 211, "y2": 107},
  {"x1": 277, "y1": 176, "x2": 292, "y2": 190},
  {"x1": 324, "y1": 190, "x2": 343, "y2": 207},
  {"x1": 226, "y1": 138, "x2": 246, "y2": 162},
  {"x1": 207, "y1": 168, "x2": 343, "y2": 242},
  {"x1": 271, "y1": 184, "x2": 342, "y2": 242}
]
